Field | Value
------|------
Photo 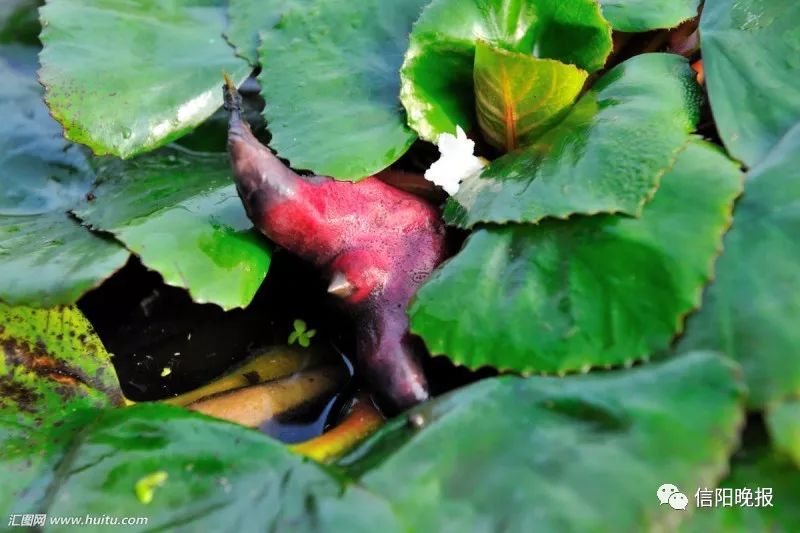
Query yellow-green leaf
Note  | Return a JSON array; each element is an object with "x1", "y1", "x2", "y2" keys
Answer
[{"x1": 474, "y1": 41, "x2": 587, "y2": 152}]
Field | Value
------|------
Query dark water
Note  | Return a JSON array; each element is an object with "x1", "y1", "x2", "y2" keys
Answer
[{"x1": 79, "y1": 249, "x2": 494, "y2": 443}]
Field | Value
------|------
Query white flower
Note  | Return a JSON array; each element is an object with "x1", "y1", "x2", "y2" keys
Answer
[{"x1": 424, "y1": 126, "x2": 487, "y2": 195}]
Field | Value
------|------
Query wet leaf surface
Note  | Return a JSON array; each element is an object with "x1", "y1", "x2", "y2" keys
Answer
[
  {"x1": 401, "y1": 0, "x2": 612, "y2": 142},
  {"x1": 7, "y1": 401, "x2": 400, "y2": 532},
  {"x1": 677, "y1": 124, "x2": 800, "y2": 407},
  {"x1": 599, "y1": 0, "x2": 699, "y2": 32},
  {"x1": 38, "y1": 0, "x2": 251, "y2": 159},
  {"x1": 445, "y1": 53, "x2": 702, "y2": 228},
  {"x1": 225, "y1": 0, "x2": 310, "y2": 65},
  {"x1": 73, "y1": 148, "x2": 271, "y2": 310},
  {"x1": 344, "y1": 352, "x2": 744, "y2": 532},
  {"x1": 700, "y1": 0, "x2": 800, "y2": 167},
  {"x1": 412, "y1": 140, "x2": 741, "y2": 373},
  {"x1": 4, "y1": 350, "x2": 745, "y2": 532},
  {"x1": 0, "y1": 45, "x2": 128, "y2": 306},
  {"x1": 258, "y1": 0, "x2": 427, "y2": 180}
]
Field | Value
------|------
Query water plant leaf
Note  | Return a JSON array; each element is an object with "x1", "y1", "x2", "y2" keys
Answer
[
  {"x1": 700, "y1": 0, "x2": 800, "y2": 167},
  {"x1": 473, "y1": 41, "x2": 588, "y2": 152},
  {"x1": 344, "y1": 352, "x2": 744, "y2": 532},
  {"x1": 411, "y1": 140, "x2": 741, "y2": 373},
  {"x1": 225, "y1": 0, "x2": 309, "y2": 65},
  {"x1": 599, "y1": 0, "x2": 699, "y2": 32},
  {"x1": 21, "y1": 404, "x2": 402, "y2": 532},
  {"x1": 0, "y1": 45, "x2": 128, "y2": 306},
  {"x1": 445, "y1": 53, "x2": 702, "y2": 228},
  {"x1": 5, "y1": 352, "x2": 743, "y2": 531},
  {"x1": 401, "y1": 0, "x2": 612, "y2": 142},
  {"x1": 73, "y1": 148, "x2": 271, "y2": 311},
  {"x1": 258, "y1": 0, "x2": 428, "y2": 180},
  {"x1": 677, "y1": 124, "x2": 800, "y2": 408},
  {"x1": 679, "y1": 448, "x2": 800, "y2": 532},
  {"x1": 0, "y1": 303, "x2": 123, "y2": 516},
  {"x1": 38, "y1": 0, "x2": 251, "y2": 159}
]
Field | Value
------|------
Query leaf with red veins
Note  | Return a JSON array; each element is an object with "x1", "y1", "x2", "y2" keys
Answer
[{"x1": 223, "y1": 80, "x2": 447, "y2": 411}]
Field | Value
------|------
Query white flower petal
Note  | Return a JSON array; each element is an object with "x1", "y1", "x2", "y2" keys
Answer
[{"x1": 424, "y1": 126, "x2": 487, "y2": 195}]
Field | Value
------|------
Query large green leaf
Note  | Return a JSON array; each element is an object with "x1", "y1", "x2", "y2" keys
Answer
[
  {"x1": 73, "y1": 149, "x2": 271, "y2": 310},
  {"x1": 411, "y1": 140, "x2": 741, "y2": 373},
  {"x1": 225, "y1": 0, "x2": 308, "y2": 65},
  {"x1": 680, "y1": 448, "x2": 800, "y2": 532},
  {"x1": 0, "y1": 45, "x2": 128, "y2": 306},
  {"x1": 257, "y1": 0, "x2": 427, "y2": 180},
  {"x1": 38, "y1": 0, "x2": 251, "y2": 159},
  {"x1": 599, "y1": 0, "x2": 699, "y2": 32},
  {"x1": 677, "y1": 124, "x2": 800, "y2": 407},
  {"x1": 700, "y1": 0, "x2": 800, "y2": 167},
  {"x1": 445, "y1": 53, "x2": 702, "y2": 228},
  {"x1": 344, "y1": 352, "x2": 744, "y2": 531},
  {"x1": 473, "y1": 41, "x2": 588, "y2": 152},
  {"x1": 4, "y1": 350, "x2": 746, "y2": 530},
  {"x1": 39, "y1": 404, "x2": 399, "y2": 532},
  {"x1": 0, "y1": 303, "x2": 123, "y2": 516},
  {"x1": 0, "y1": 215, "x2": 129, "y2": 307},
  {"x1": 401, "y1": 0, "x2": 612, "y2": 142}
]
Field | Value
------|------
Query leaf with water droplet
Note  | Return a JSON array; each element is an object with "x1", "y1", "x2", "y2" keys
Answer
[
  {"x1": 73, "y1": 148, "x2": 271, "y2": 310},
  {"x1": 38, "y1": 0, "x2": 250, "y2": 159}
]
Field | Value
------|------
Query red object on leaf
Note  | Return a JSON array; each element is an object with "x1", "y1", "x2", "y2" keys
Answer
[{"x1": 223, "y1": 78, "x2": 447, "y2": 410}]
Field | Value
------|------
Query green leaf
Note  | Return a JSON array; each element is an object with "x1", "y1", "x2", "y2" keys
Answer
[
  {"x1": 344, "y1": 352, "x2": 744, "y2": 531},
  {"x1": 225, "y1": 0, "x2": 309, "y2": 65},
  {"x1": 445, "y1": 53, "x2": 702, "y2": 228},
  {"x1": 700, "y1": 0, "x2": 800, "y2": 167},
  {"x1": 4, "y1": 349, "x2": 745, "y2": 530},
  {"x1": 676, "y1": 124, "x2": 800, "y2": 408},
  {"x1": 0, "y1": 45, "x2": 128, "y2": 306},
  {"x1": 0, "y1": 215, "x2": 130, "y2": 307},
  {"x1": 411, "y1": 140, "x2": 741, "y2": 373},
  {"x1": 258, "y1": 0, "x2": 427, "y2": 180},
  {"x1": 0, "y1": 303, "x2": 123, "y2": 515},
  {"x1": 599, "y1": 0, "x2": 699, "y2": 32},
  {"x1": 767, "y1": 399, "x2": 800, "y2": 468},
  {"x1": 73, "y1": 149, "x2": 271, "y2": 311},
  {"x1": 38, "y1": 0, "x2": 251, "y2": 159},
  {"x1": 401, "y1": 0, "x2": 612, "y2": 141},
  {"x1": 473, "y1": 41, "x2": 588, "y2": 152},
  {"x1": 16, "y1": 404, "x2": 400, "y2": 532},
  {"x1": 679, "y1": 448, "x2": 800, "y2": 532}
]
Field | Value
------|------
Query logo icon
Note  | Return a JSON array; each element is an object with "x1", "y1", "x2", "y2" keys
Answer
[{"x1": 657, "y1": 483, "x2": 688, "y2": 510}]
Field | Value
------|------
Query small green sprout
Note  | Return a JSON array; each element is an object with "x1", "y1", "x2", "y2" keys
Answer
[
  {"x1": 288, "y1": 319, "x2": 316, "y2": 348},
  {"x1": 135, "y1": 470, "x2": 168, "y2": 504}
]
